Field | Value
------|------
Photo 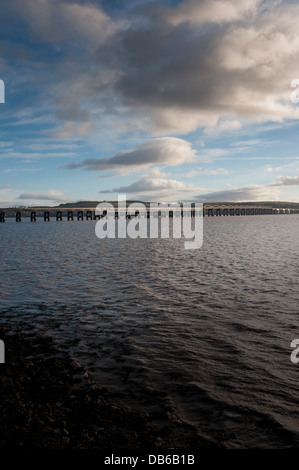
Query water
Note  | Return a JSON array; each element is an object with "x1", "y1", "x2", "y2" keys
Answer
[{"x1": 0, "y1": 215, "x2": 299, "y2": 448}]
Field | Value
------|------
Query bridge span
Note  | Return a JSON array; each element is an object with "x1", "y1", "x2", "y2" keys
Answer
[{"x1": 0, "y1": 204, "x2": 299, "y2": 223}]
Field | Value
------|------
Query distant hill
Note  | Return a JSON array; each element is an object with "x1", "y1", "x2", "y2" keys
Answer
[
  {"x1": 58, "y1": 201, "x2": 102, "y2": 208},
  {"x1": 204, "y1": 201, "x2": 299, "y2": 209},
  {"x1": 57, "y1": 200, "x2": 299, "y2": 209},
  {"x1": 2, "y1": 200, "x2": 299, "y2": 210},
  {"x1": 57, "y1": 200, "x2": 150, "y2": 208}
]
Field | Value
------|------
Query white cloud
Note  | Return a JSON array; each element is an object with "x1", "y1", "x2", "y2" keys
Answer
[
  {"x1": 17, "y1": 189, "x2": 72, "y2": 203},
  {"x1": 164, "y1": 0, "x2": 261, "y2": 27},
  {"x1": 52, "y1": 122, "x2": 95, "y2": 138},
  {"x1": 99, "y1": 167, "x2": 202, "y2": 199},
  {"x1": 175, "y1": 167, "x2": 229, "y2": 177}
]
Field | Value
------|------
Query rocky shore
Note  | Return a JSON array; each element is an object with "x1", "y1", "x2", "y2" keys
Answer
[
  {"x1": 0, "y1": 325, "x2": 162, "y2": 450},
  {"x1": 0, "y1": 325, "x2": 209, "y2": 450}
]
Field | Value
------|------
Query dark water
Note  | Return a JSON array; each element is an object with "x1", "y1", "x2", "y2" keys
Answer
[{"x1": 0, "y1": 215, "x2": 299, "y2": 448}]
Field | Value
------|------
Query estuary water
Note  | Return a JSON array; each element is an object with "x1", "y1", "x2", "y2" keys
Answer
[{"x1": 0, "y1": 215, "x2": 299, "y2": 448}]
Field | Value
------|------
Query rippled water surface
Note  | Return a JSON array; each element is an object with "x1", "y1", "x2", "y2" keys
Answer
[{"x1": 1, "y1": 215, "x2": 299, "y2": 448}]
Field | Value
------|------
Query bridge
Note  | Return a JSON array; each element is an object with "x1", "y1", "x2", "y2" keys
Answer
[{"x1": 0, "y1": 204, "x2": 299, "y2": 223}]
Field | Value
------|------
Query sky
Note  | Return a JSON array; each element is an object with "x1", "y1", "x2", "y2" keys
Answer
[{"x1": 2, "y1": 0, "x2": 299, "y2": 206}]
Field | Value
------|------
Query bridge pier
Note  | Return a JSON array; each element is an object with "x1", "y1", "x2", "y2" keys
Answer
[
  {"x1": 3, "y1": 205, "x2": 296, "y2": 225},
  {"x1": 56, "y1": 211, "x2": 62, "y2": 221}
]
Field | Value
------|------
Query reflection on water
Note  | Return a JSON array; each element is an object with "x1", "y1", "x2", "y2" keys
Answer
[{"x1": 1, "y1": 215, "x2": 299, "y2": 448}]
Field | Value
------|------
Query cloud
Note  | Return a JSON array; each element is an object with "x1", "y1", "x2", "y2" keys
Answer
[
  {"x1": 205, "y1": 119, "x2": 242, "y2": 134},
  {"x1": 5, "y1": 0, "x2": 117, "y2": 45},
  {"x1": 197, "y1": 185, "x2": 281, "y2": 202},
  {"x1": 4, "y1": 0, "x2": 299, "y2": 138},
  {"x1": 17, "y1": 190, "x2": 71, "y2": 203},
  {"x1": 0, "y1": 142, "x2": 13, "y2": 148},
  {"x1": 195, "y1": 173, "x2": 299, "y2": 201},
  {"x1": 99, "y1": 167, "x2": 202, "y2": 198},
  {"x1": 162, "y1": 0, "x2": 261, "y2": 27},
  {"x1": 265, "y1": 165, "x2": 284, "y2": 173},
  {"x1": 52, "y1": 122, "x2": 95, "y2": 138},
  {"x1": 106, "y1": 0, "x2": 299, "y2": 133},
  {"x1": 63, "y1": 137, "x2": 198, "y2": 173},
  {"x1": 0, "y1": 199, "x2": 15, "y2": 207},
  {"x1": 0, "y1": 151, "x2": 76, "y2": 160},
  {"x1": 271, "y1": 175, "x2": 299, "y2": 186},
  {"x1": 175, "y1": 167, "x2": 229, "y2": 178}
]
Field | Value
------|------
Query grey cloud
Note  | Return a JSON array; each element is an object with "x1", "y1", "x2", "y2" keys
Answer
[
  {"x1": 98, "y1": 166, "x2": 200, "y2": 195},
  {"x1": 271, "y1": 176, "x2": 299, "y2": 187},
  {"x1": 196, "y1": 185, "x2": 281, "y2": 202},
  {"x1": 160, "y1": 0, "x2": 261, "y2": 27},
  {"x1": 2, "y1": 0, "x2": 117, "y2": 45},
  {"x1": 62, "y1": 137, "x2": 197, "y2": 172},
  {"x1": 17, "y1": 190, "x2": 71, "y2": 202},
  {"x1": 93, "y1": 0, "x2": 299, "y2": 133},
  {"x1": 3, "y1": 0, "x2": 299, "y2": 136},
  {"x1": 99, "y1": 178, "x2": 191, "y2": 194},
  {"x1": 195, "y1": 173, "x2": 299, "y2": 202}
]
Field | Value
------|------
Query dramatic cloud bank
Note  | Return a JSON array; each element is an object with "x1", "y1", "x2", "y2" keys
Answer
[{"x1": 2, "y1": 0, "x2": 299, "y2": 202}]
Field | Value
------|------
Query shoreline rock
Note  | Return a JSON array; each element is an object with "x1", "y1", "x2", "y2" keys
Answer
[
  {"x1": 0, "y1": 326, "x2": 160, "y2": 449},
  {"x1": 0, "y1": 324, "x2": 212, "y2": 450}
]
